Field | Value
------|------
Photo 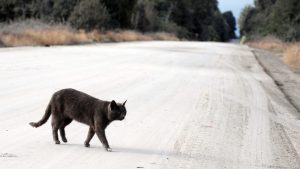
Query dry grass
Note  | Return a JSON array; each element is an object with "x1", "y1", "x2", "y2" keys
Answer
[
  {"x1": 102, "y1": 31, "x2": 152, "y2": 42},
  {"x1": 0, "y1": 20, "x2": 179, "y2": 47},
  {"x1": 147, "y1": 32, "x2": 180, "y2": 41},
  {"x1": 283, "y1": 43, "x2": 300, "y2": 69},
  {"x1": 0, "y1": 28, "x2": 93, "y2": 47},
  {"x1": 246, "y1": 36, "x2": 287, "y2": 53},
  {"x1": 0, "y1": 29, "x2": 179, "y2": 47},
  {"x1": 246, "y1": 36, "x2": 300, "y2": 69},
  {"x1": 100, "y1": 31, "x2": 179, "y2": 42}
]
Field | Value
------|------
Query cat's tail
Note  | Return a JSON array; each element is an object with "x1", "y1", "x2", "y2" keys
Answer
[{"x1": 29, "y1": 103, "x2": 51, "y2": 128}]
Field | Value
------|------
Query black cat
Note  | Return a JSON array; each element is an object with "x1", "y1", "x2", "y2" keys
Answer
[{"x1": 29, "y1": 88, "x2": 127, "y2": 152}]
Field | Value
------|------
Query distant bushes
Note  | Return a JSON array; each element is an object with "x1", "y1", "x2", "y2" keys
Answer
[
  {"x1": 0, "y1": 20, "x2": 179, "y2": 47},
  {"x1": 0, "y1": 0, "x2": 237, "y2": 42},
  {"x1": 68, "y1": 0, "x2": 110, "y2": 30},
  {"x1": 239, "y1": 0, "x2": 300, "y2": 42}
]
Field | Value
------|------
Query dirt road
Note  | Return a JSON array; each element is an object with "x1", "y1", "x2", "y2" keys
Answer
[{"x1": 0, "y1": 42, "x2": 299, "y2": 169}]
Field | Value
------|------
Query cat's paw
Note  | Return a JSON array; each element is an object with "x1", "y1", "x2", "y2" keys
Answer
[
  {"x1": 55, "y1": 140, "x2": 60, "y2": 144},
  {"x1": 62, "y1": 137, "x2": 68, "y2": 143},
  {"x1": 106, "y1": 148, "x2": 112, "y2": 152},
  {"x1": 84, "y1": 142, "x2": 90, "y2": 147}
]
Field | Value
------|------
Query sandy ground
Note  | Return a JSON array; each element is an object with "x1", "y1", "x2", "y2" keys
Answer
[{"x1": 0, "y1": 42, "x2": 300, "y2": 169}]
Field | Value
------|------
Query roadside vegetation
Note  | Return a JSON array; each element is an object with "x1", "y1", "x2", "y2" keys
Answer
[
  {"x1": 239, "y1": 0, "x2": 300, "y2": 69},
  {"x1": 0, "y1": 20, "x2": 178, "y2": 47},
  {"x1": 283, "y1": 43, "x2": 300, "y2": 69},
  {"x1": 0, "y1": 0, "x2": 237, "y2": 47}
]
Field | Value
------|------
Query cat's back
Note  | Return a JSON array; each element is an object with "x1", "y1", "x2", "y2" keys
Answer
[{"x1": 53, "y1": 88, "x2": 99, "y2": 104}]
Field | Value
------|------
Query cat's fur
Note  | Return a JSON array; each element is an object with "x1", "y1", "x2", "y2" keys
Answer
[{"x1": 29, "y1": 88, "x2": 127, "y2": 152}]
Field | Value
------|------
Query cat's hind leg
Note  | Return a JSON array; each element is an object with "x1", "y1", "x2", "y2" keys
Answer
[
  {"x1": 51, "y1": 116, "x2": 62, "y2": 144},
  {"x1": 84, "y1": 127, "x2": 95, "y2": 147},
  {"x1": 59, "y1": 118, "x2": 72, "y2": 143}
]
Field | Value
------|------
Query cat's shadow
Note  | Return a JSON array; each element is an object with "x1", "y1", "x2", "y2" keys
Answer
[
  {"x1": 112, "y1": 147, "x2": 176, "y2": 156},
  {"x1": 59, "y1": 143, "x2": 176, "y2": 156}
]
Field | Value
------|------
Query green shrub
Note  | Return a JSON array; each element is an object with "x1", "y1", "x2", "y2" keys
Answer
[
  {"x1": 68, "y1": 0, "x2": 110, "y2": 31},
  {"x1": 240, "y1": 0, "x2": 300, "y2": 42}
]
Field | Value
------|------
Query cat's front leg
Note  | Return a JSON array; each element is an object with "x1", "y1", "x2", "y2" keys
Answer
[{"x1": 95, "y1": 128, "x2": 111, "y2": 152}]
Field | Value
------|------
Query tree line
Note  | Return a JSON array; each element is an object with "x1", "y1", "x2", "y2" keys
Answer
[
  {"x1": 239, "y1": 0, "x2": 300, "y2": 42},
  {"x1": 0, "y1": 0, "x2": 237, "y2": 41}
]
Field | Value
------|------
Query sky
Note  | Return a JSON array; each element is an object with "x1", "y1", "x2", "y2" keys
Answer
[{"x1": 218, "y1": 0, "x2": 254, "y2": 36}]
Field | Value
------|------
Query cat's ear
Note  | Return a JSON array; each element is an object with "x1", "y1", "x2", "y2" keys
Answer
[
  {"x1": 110, "y1": 100, "x2": 118, "y2": 110},
  {"x1": 123, "y1": 100, "x2": 127, "y2": 106}
]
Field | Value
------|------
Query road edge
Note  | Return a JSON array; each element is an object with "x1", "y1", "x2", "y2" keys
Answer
[{"x1": 251, "y1": 49, "x2": 300, "y2": 114}]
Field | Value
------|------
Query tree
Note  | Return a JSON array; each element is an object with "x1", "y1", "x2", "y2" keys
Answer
[
  {"x1": 52, "y1": 0, "x2": 78, "y2": 22},
  {"x1": 239, "y1": 5, "x2": 255, "y2": 36},
  {"x1": 269, "y1": 0, "x2": 300, "y2": 41},
  {"x1": 0, "y1": 0, "x2": 34, "y2": 22},
  {"x1": 68, "y1": 0, "x2": 110, "y2": 30},
  {"x1": 102, "y1": 0, "x2": 137, "y2": 28},
  {"x1": 169, "y1": 0, "x2": 227, "y2": 41},
  {"x1": 240, "y1": 0, "x2": 300, "y2": 41},
  {"x1": 0, "y1": 0, "x2": 15, "y2": 22},
  {"x1": 136, "y1": 2, "x2": 152, "y2": 32},
  {"x1": 31, "y1": 0, "x2": 79, "y2": 22},
  {"x1": 255, "y1": 0, "x2": 277, "y2": 10},
  {"x1": 222, "y1": 11, "x2": 236, "y2": 39}
]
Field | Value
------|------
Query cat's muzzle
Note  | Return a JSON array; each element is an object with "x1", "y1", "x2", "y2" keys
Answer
[{"x1": 119, "y1": 114, "x2": 126, "y2": 120}]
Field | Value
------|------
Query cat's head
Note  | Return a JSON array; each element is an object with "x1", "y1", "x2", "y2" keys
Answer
[{"x1": 107, "y1": 100, "x2": 127, "y2": 121}]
